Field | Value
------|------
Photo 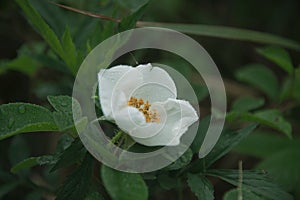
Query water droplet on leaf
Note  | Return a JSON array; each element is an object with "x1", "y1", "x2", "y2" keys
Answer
[
  {"x1": 18, "y1": 105, "x2": 26, "y2": 113},
  {"x1": 8, "y1": 117, "x2": 15, "y2": 129}
]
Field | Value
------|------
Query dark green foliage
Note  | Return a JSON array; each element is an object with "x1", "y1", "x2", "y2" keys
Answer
[
  {"x1": 101, "y1": 165, "x2": 148, "y2": 200},
  {"x1": 207, "y1": 169, "x2": 293, "y2": 200},
  {"x1": 228, "y1": 109, "x2": 292, "y2": 139},
  {"x1": 11, "y1": 155, "x2": 58, "y2": 174},
  {"x1": 235, "y1": 131, "x2": 300, "y2": 192},
  {"x1": 119, "y1": 3, "x2": 148, "y2": 32},
  {"x1": 56, "y1": 154, "x2": 94, "y2": 200},
  {"x1": 51, "y1": 138, "x2": 86, "y2": 172},
  {"x1": 187, "y1": 174, "x2": 214, "y2": 200},
  {"x1": 257, "y1": 147, "x2": 300, "y2": 191},
  {"x1": 204, "y1": 124, "x2": 258, "y2": 168},
  {"x1": 242, "y1": 110, "x2": 292, "y2": 138},
  {"x1": 231, "y1": 96, "x2": 265, "y2": 112},
  {"x1": 235, "y1": 64, "x2": 279, "y2": 100},
  {"x1": 257, "y1": 46, "x2": 294, "y2": 74},
  {"x1": 1, "y1": 0, "x2": 299, "y2": 199},
  {"x1": 140, "y1": 23, "x2": 300, "y2": 51},
  {"x1": 15, "y1": 0, "x2": 79, "y2": 75},
  {"x1": 223, "y1": 188, "x2": 264, "y2": 200},
  {"x1": 0, "y1": 103, "x2": 58, "y2": 140},
  {"x1": 190, "y1": 115, "x2": 210, "y2": 154},
  {"x1": 157, "y1": 173, "x2": 180, "y2": 190},
  {"x1": 165, "y1": 148, "x2": 193, "y2": 170},
  {"x1": 47, "y1": 95, "x2": 84, "y2": 131}
]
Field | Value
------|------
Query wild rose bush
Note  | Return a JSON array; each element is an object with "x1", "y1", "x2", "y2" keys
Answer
[{"x1": 0, "y1": 0, "x2": 300, "y2": 200}]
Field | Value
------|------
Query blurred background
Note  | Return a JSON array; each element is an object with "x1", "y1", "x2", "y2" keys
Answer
[
  {"x1": 0, "y1": 0, "x2": 299, "y2": 199},
  {"x1": 1, "y1": 0, "x2": 300, "y2": 102}
]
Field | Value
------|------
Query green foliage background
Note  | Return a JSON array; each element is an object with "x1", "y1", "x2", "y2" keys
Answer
[{"x1": 0, "y1": 0, "x2": 300, "y2": 199}]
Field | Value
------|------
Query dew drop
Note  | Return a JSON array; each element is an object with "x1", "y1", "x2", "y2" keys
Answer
[
  {"x1": 8, "y1": 117, "x2": 15, "y2": 129},
  {"x1": 18, "y1": 105, "x2": 26, "y2": 114}
]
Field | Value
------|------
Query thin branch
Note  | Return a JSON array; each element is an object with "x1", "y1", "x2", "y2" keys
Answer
[{"x1": 48, "y1": 1, "x2": 121, "y2": 22}]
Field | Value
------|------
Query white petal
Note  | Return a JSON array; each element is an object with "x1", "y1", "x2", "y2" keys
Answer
[
  {"x1": 131, "y1": 98, "x2": 199, "y2": 146},
  {"x1": 127, "y1": 102, "x2": 168, "y2": 138},
  {"x1": 114, "y1": 106, "x2": 146, "y2": 133},
  {"x1": 137, "y1": 64, "x2": 177, "y2": 95},
  {"x1": 98, "y1": 65, "x2": 131, "y2": 118},
  {"x1": 110, "y1": 68, "x2": 144, "y2": 117},
  {"x1": 98, "y1": 65, "x2": 142, "y2": 119},
  {"x1": 131, "y1": 63, "x2": 177, "y2": 102}
]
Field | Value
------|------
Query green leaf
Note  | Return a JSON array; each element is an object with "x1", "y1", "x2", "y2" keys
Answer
[
  {"x1": 138, "y1": 22, "x2": 300, "y2": 51},
  {"x1": 47, "y1": 95, "x2": 83, "y2": 131},
  {"x1": 61, "y1": 27, "x2": 78, "y2": 75},
  {"x1": 235, "y1": 64, "x2": 279, "y2": 100},
  {"x1": 204, "y1": 124, "x2": 257, "y2": 168},
  {"x1": 257, "y1": 147, "x2": 300, "y2": 191},
  {"x1": 187, "y1": 174, "x2": 214, "y2": 200},
  {"x1": 190, "y1": 115, "x2": 210, "y2": 154},
  {"x1": 11, "y1": 155, "x2": 58, "y2": 174},
  {"x1": 33, "y1": 54, "x2": 70, "y2": 74},
  {"x1": 101, "y1": 165, "x2": 148, "y2": 200},
  {"x1": 193, "y1": 84, "x2": 209, "y2": 102},
  {"x1": 223, "y1": 188, "x2": 264, "y2": 200},
  {"x1": 256, "y1": 46, "x2": 294, "y2": 75},
  {"x1": 56, "y1": 154, "x2": 94, "y2": 200},
  {"x1": 0, "y1": 56, "x2": 39, "y2": 76},
  {"x1": 0, "y1": 103, "x2": 58, "y2": 140},
  {"x1": 15, "y1": 0, "x2": 64, "y2": 60},
  {"x1": 56, "y1": 134, "x2": 74, "y2": 152},
  {"x1": 48, "y1": 95, "x2": 81, "y2": 117},
  {"x1": 242, "y1": 109, "x2": 292, "y2": 138},
  {"x1": 231, "y1": 96, "x2": 265, "y2": 112},
  {"x1": 17, "y1": 41, "x2": 47, "y2": 57},
  {"x1": 119, "y1": 2, "x2": 148, "y2": 31},
  {"x1": 157, "y1": 173, "x2": 180, "y2": 190},
  {"x1": 165, "y1": 148, "x2": 193, "y2": 170},
  {"x1": 85, "y1": 192, "x2": 105, "y2": 200},
  {"x1": 51, "y1": 138, "x2": 86, "y2": 172},
  {"x1": 207, "y1": 169, "x2": 293, "y2": 200},
  {"x1": 0, "y1": 42, "x2": 47, "y2": 76},
  {"x1": 279, "y1": 77, "x2": 293, "y2": 101},
  {"x1": 9, "y1": 151, "x2": 59, "y2": 181},
  {"x1": 10, "y1": 158, "x2": 36, "y2": 174},
  {"x1": 15, "y1": 0, "x2": 77, "y2": 75},
  {"x1": 234, "y1": 130, "x2": 300, "y2": 158}
]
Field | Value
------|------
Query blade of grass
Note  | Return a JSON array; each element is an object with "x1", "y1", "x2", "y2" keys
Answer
[
  {"x1": 137, "y1": 22, "x2": 300, "y2": 51},
  {"x1": 50, "y1": 2, "x2": 300, "y2": 51}
]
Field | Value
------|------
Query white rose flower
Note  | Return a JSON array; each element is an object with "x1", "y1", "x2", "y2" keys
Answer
[{"x1": 98, "y1": 63, "x2": 199, "y2": 146}]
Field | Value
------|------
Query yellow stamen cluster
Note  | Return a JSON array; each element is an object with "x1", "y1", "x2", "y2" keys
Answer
[{"x1": 127, "y1": 97, "x2": 160, "y2": 123}]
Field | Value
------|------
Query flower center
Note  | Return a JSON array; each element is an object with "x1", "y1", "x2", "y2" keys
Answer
[{"x1": 127, "y1": 97, "x2": 160, "y2": 123}]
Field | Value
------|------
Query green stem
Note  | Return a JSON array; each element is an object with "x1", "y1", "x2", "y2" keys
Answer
[
  {"x1": 111, "y1": 131, "x2": 123, "y2": 144},
  {"x1": 238, "y1": 160, "x2": 243, "y2": 200}
]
